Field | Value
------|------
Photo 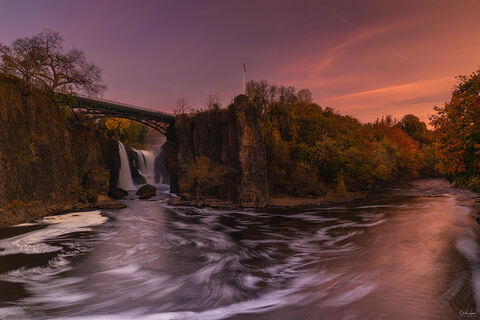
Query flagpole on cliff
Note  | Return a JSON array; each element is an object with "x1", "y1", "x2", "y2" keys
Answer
[{"x1": 242, "y1": 63, "x2": 246, "y2": 94}]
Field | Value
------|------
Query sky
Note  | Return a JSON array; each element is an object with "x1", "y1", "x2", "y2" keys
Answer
[{"x1": 0, "y1": 0, "x2": 479, "y2": 123}]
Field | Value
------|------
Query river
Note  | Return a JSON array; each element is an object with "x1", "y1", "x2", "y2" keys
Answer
[{"x1": 0, "y1": 178, "x2": 479, "y2": 319}]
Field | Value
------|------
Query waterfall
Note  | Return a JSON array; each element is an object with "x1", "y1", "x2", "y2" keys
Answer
[
  {"x1": 133, "y1": 149, "x2": 157, "y2": 185},
  {"x1": 117, "y1": 141, "x2": 136, "y2": 190}
]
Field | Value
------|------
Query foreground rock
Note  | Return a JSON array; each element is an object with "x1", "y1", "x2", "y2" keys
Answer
[
  {"x1": 137, "y1": 184, "x2": 156, "y2": 199},
  {"x1": 165, "y1": 95, "x2": 267, "y2": 207},
  {"x1": 109, "y1": 188, "x2": 128, "y2": 199},
  {"x1": 95, "y1": 195, "x2": 127, "y2": 209}
]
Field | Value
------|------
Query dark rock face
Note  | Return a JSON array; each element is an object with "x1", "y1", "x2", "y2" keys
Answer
[
  {"x1": 136, "y1": 184, "x2": 156, "y2": 199},
  {"x1": 0, "y1": 75, "x2": 120, "y2": 226},
  {"x1": 109, "y1": 188, "x2": 128, "y2": 199},
  {"x1": 165, "y1": 95, "x2": 267, "y2": 207},
  {"x1": 125, "y1": 146, "x2": 147, "y2": 185},
  {"x1": 155, "y1": 143, "x2": 170, "y2": 184}
]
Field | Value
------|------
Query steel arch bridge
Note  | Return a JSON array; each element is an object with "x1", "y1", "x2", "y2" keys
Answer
[{"x1": 66, "y1": 94, "x2": 176, "y2": 140}]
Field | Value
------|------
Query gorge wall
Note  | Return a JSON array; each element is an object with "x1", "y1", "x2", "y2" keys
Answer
[
  {"x1": 0, "y1": 75, "x2": 120, "y2": 227},
  {"x1": 165, "y1": 95, "x2": 268, "y2": 207}
]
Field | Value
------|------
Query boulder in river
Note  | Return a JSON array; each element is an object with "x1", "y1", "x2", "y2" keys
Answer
[
  {"x1": 137, "y1": 184, "x2": 156, "y2": 199},
  {"x1": 95, "y1": 195, "x2": 127, "y2": 209},
  {"x1": 109, "y1": 188, "x2": 128, "y2": 199}
]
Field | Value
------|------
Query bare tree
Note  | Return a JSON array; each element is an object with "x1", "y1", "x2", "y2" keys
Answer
[
  {"x1": 0, "y1": 29, "x2": 106, "y2": 96},
  {"x1": 205, "y1": 93, "x2": 221, "y2": 110},
  {"x1": 173, "y1": 97, "x2": 190, "y2": 115},
  {"x1": 297, "y1": 89, "x2": 313, "y2": 104}
]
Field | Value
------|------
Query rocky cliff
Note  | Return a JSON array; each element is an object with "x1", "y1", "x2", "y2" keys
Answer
[
  {"x1": 0, "y1": 74, "x2": 120, "y2": 227},
  {"x1": 165, "y1": 95, "x2": 267, "y2": 207}
]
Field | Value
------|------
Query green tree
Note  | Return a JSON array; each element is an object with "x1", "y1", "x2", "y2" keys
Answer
[{"x1": 397, "y1": 114, "x2": 432, "y2": 145}]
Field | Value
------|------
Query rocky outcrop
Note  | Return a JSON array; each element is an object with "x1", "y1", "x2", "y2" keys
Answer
[
  {"x1": 136, "y1": 184, "x2": 156, "y2": 199},
  {"x1": 95, "y1": 195, "x2": 127, "y2": 209},
  {"x1": 109, "y1": 188, "x2": 128, "y2": 199},
  {"x1": 165, "y1": 95, "x2": 267, "y2": 207},
  {"x1": 125, "y1": 146, "x2": 147, "y2": 185},
  {"x1": 155, "y1": 143, "x2": 170, "y2": 184},
  {"x1": 0, "y1": 74, "x2": 121, "y2": 227}
]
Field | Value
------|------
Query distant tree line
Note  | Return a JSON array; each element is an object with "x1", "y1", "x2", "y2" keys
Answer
[{"x1": 245, "y1": 80, "x2": 435, "y2": 197}]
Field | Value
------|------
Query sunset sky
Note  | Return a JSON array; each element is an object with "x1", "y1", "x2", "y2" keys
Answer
[{"x1": 0, "y1": 0, "x2": 478, "y2": 122}]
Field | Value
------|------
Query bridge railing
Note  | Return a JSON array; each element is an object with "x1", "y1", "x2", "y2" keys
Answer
[{"x1": 73, "y1": 93, "x2": 174, "y2": 118}]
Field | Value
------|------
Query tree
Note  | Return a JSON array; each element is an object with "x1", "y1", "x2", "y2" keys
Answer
[
  {"x1": 0, "y1": 29, "x2": 106, "y2": 96},
  {"x1": 173, "y1": 97, "x2": 190, "y2": 115},
  {"x1": 246, "y1": 79, "x2": 275, "y2": 112},
  {"x1": 246, "y1": 79, "x2": 314, "y2": 113},
  {"x1": 371, "y1": 115, "x2": 396, "y2": 138},
  {"x1": 206, "y1": 93, "x2": 221, "y2": 110},
  {"x1": 99, "y1": 118, "x2": 148, "y2": 148},
  {"x1": 297, "y1": 89, "x2": 313, "y2": 104},
  {"x1": 431, "y1": 69, "x2": 480, "y2": 190},
  {"x1": 397, "y1": 114, "x2": 431, "y2": 144}
]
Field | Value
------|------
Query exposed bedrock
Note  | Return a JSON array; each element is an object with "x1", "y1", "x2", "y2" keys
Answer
[
  {"x1": 165, "y1": 95, "x2": 268, "y2": 207},
  {"x1": 0, "y1": 75, "x2": 121, "y2": 227}
]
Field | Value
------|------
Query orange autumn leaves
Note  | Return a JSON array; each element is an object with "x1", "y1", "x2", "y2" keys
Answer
[
  {"x1": 99, "y1": 118, "x2": 148, "y2": 149},
  {"x1": 431, "y1": 70, "x2": 480, "y2": 190},
  {"x1": 246, "y1": 79, "x2": 435, "y2": 197}
]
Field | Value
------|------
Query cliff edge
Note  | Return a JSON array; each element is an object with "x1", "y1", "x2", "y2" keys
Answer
[
  {"x1": 0, "y1": 74, "x2": 120, "y2": 227},
  {"x1": 166, "y1": 95, "x2": 267, "y2": 207}
]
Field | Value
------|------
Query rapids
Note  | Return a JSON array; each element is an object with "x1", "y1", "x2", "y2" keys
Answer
[{"x1": 0, "y1": 179, "x2": 479, "y2": 319}]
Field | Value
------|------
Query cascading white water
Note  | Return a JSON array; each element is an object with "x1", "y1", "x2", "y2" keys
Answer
[
  {"x1": 133, "y1": 149, "x2": 159, "y2": 185},
  {"x1": 117, "y1": 141, "x2": 136, "y2": 190}
]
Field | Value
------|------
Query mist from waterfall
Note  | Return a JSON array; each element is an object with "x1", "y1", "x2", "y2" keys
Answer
[{"x1": 133, "y1": 149, "x2": 158, "y2": 185}]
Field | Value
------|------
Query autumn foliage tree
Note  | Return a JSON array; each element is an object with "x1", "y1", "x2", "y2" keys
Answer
[
  {"x1": 246, "y1": 80, "x2": 435, "y2": 197},
  {"x1": 431, "y1": 69, "x2": 480, "y2": 190},
  {"x1": 98, "y1": 118, "x2": 148, "y2": 149}
]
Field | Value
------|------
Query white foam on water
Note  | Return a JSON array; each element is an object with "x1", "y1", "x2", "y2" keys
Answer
[
  {"x1": 456, "y1": 233, "x2": 480, "y2": 312},
  {"x1": 50, "y1": 274, "x2": 329, "y2": 320},
  {"x1": 0, "y1": 211, "x2": 107, "y2": 256},
  {"x1": 321, "y1": 284, "x2": 377, "y2": 307},
  {"x1": 104, "y1": 263, "x2": 141, "y2": 276},
  {"x1": 453, "y1": 198, "x2": 480, "y2": 313}
]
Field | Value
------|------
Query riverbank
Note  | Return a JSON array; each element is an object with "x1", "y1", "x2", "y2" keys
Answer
[
  {"x1": 167, "y1": 190, "x2": 368, "y2": 209},
  {"x1": 267, "y1": 191, "x2": 368, "y2": 207}
]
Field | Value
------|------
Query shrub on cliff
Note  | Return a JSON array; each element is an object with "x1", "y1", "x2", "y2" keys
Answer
[{"x1": 182, "y1": 156, "x2": 226, "y2": 197}]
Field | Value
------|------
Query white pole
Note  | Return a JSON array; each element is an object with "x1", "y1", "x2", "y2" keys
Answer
[{"x1": 242, "y1": 63, "x2": 246, "y2": 94}]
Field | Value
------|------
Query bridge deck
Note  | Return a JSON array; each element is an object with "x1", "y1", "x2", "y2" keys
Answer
[{"x1": 74, "y1": 94, "x2": 175, "y2": 123}]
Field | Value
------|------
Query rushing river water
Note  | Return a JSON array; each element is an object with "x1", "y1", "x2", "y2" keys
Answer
[{"x1": 1, "y1": 178, "x2": 480, "y2": 319}]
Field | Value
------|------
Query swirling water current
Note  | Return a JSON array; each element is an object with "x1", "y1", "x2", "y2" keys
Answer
[{"x1": 0, "y1": 178, "x2": 479, "y2": 319}]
